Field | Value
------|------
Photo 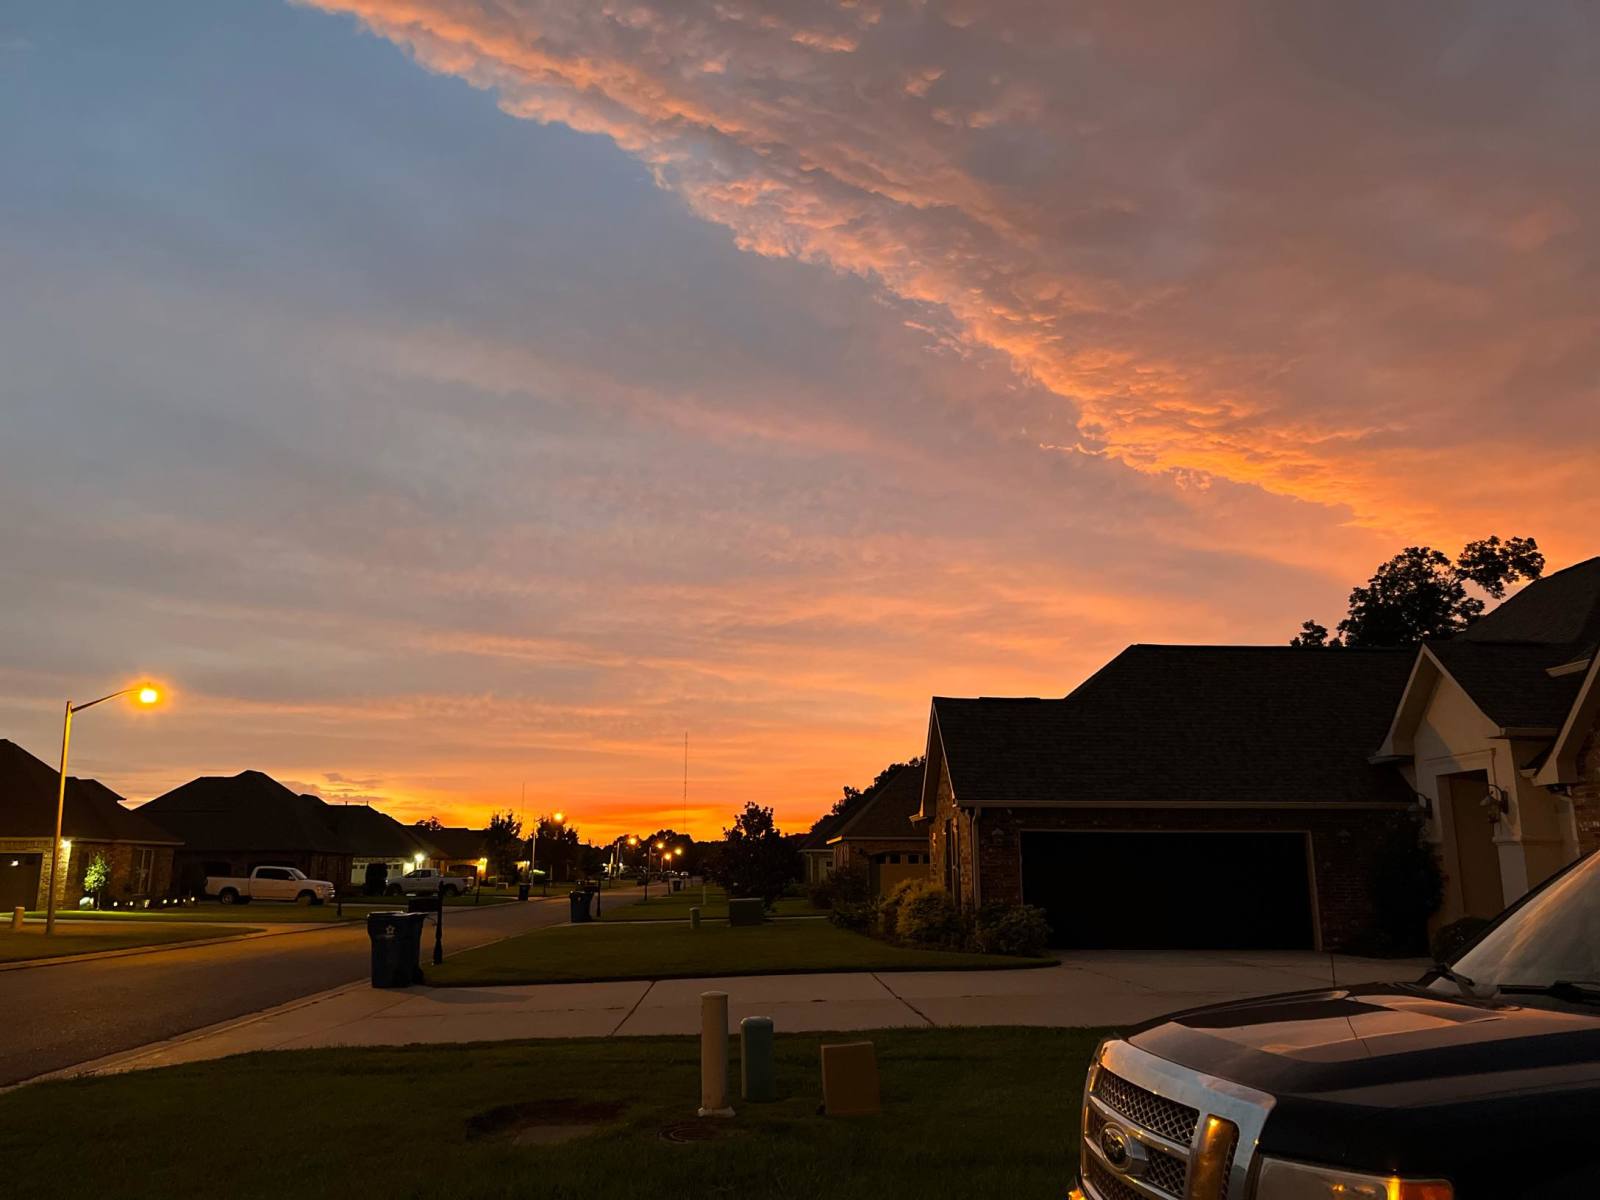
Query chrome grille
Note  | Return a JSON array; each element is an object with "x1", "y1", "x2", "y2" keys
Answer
[
  {"x1": 1143, "y1": 1147, "x2": 1188, "y2": 1197},
  {"x1": 1094, "y1": 1068, "x2": 1199, "y2": 1145},
  {"x1": 1083, "y1": 1157, "x2": 1144, "y2": 1200},
  {"x1": 1081, "y1": 1041, "x2": 1274, "y2": 1200}
]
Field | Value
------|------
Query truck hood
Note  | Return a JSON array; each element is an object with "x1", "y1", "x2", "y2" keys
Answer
[{"x1": 1130, "y1": 984, "x2": 1600, "y2": 1102}]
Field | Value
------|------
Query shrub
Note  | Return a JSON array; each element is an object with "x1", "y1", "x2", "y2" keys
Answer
[
  {"x1": 807, "y1": 878, "x2": 835, "y2": 910},
  {"x1": 1431, "y1": 915, "x2": 1493, "y2": 964},
  {"x1": 829, "y1": 898, "x2": 877, "y2": 932},
  {"x1": 896, "y1": 882, "x2": 963, "y2": 949},
  {"x1": 1370, "y1": 818, "x2": 1445, "y2": 955},
  {"x1": 876, "y1": 877, "x2": 922, "y2": 941},
  {"x1": 973, "y1": 902, "x2": 1052, "y2": 957}
]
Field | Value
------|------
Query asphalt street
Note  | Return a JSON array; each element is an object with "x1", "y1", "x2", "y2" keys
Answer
[{"x1": 0, "y1": 890, "x2": 635, "y2": 1086}]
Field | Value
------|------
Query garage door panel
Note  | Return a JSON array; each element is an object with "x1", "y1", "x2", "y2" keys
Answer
[
  {"x1": 0, "y1": 853, "x2": 43, "y2": 911},
  {"x1": 1021, "y1": 831, "x2": 1314, "y2": 950}
]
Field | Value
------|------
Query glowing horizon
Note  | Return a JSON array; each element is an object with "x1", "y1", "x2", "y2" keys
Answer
[{"x1": 1, "y1": 2, "x2": 1595, "y2": 841}]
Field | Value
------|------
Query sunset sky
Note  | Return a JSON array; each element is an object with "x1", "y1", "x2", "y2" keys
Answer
[{"x1": 2, "y1": 2, "x2": 1596, "y2": 840}]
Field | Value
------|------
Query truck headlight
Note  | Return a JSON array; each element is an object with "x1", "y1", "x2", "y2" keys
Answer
[{"x1": 1255, "y1": 1156, "x2": 1452, "y2": 1199}]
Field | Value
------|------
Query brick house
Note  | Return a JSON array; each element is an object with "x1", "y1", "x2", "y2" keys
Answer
[
  {"x1": 140, "y1": 770, "x2": 355, "y2": 895},
  {"x1": 420, "y1": 826, "x2": 492, "y2": 884},
  {"x1": 0, "y1": 739, "x2": 180, "y2": 911},
  {"x1": 323, "y1": 804, "x2": 443, "y2": 892},
  {"x1": 921, "y1": 556, "x2": 1600, "y2": 952},
  {"x1": 824, "y1": 761, "x2": 930, "y2": 895}
]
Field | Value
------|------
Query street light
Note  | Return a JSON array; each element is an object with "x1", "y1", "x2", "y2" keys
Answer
[
  {"x1": 47, "y1": 683, "x2": 162, "y2": 935},
  {"x1": 530, "y1": 811, "x2": 566, "y2": 897}
]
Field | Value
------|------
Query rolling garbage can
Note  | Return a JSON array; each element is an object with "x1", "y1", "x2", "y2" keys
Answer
[
  {"x1": 671, "y1": 876, "x2": 683, "y2": 892},
  {"x1": 568, "y1": 888, "x2": 594, "y2": 923},
  {"x1": 367, "y1": 911, "x2": 426, "y2": 988},
  {"x1": 517, "y1": 883, "x2": 530, "y2": 902}
]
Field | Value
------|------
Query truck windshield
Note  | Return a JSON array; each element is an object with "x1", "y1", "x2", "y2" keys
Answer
[{"x1": 1442, "y1": 852, "x2": 1600, "y2": 997}]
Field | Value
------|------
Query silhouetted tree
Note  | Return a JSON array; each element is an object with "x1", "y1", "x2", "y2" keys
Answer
[
  {"x1": 809, "y1": 756, "x2": 926, "y2": 836},
  {"x1": 1292, "y1": 537, "x2": 1544, "y2": 648},
  {"x1": 714, "y1": 802, "x2": 798, "y2": 904},
  {"x1": 414, "y1": 816, "x2": 444, "y2": 832},
  {"x1": 483, "y1": 810, "x2": 523, "y2": 879}
]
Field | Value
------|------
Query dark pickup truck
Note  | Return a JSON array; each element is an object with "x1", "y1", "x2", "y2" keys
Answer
[{"x1": 1071, "y1": 850, "x2": 1600, "y2": 1200}]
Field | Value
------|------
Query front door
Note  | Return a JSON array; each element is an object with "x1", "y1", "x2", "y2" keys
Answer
[{"x1": 1446, "y1": 773, "x2": 1505, "y2": 919}]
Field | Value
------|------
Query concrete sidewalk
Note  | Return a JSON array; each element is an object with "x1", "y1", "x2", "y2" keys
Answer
[{"x1": 50, "y1": 949, "x2": 1427, "y2": 1082}]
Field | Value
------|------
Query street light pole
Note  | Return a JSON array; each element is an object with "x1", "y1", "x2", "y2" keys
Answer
[{"x1": 46, "y1": 684, "x2": 161, "y2": 935}]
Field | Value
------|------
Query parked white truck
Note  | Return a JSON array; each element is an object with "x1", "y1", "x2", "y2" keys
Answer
[
  {"x1": 207, "y1": 866, "x2": 336, "y2": 905},
  {"x1": 385, "y1": 867, "x2": 472, "y2": 898}
]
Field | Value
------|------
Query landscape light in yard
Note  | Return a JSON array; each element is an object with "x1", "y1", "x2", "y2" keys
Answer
[{"x1": 46, "y1": 682, "x2": 167, "y2": 935}]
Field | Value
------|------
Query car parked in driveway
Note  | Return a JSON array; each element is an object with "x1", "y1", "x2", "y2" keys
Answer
[
  {"x1": 1071, "y1": 850, "x2": 1600, "y2": 1200},
  {"x1": 384, "y1": 867, "x2": 471, "y2": 898},
  {"x1": 206, "y1": 865, "x2": 335, "y2": 905}
]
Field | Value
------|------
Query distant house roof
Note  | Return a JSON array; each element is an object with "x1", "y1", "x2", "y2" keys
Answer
[
  {"x1": 140, "y1": 770, "x2": 353, "y2": 855},
  {"x1": 927, "y1": 645, "x2": 1416, "y2": 811},
  {"x1": 829, "y1": 762, "x2": 925, "y2": 842},
  {"x1": 323, "y1": 804, "x2": 439, "y2": 860},
  {"x1": 800, "y1": 808, "x2": 851, "y2": 852},
  {"x1": 0, "y1": 739, "x2": 181, "y2": 844},
  {"x1": 425, "y1": 826, "x2": 489, "y2": 861}
]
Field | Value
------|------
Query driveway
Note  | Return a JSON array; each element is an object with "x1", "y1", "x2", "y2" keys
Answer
[
  {"x1": 0, "y1": 889, "x2": 640, "y2": 1086},
  {"x1": 49, "y1": 948, "x2": 1428, "y2": 1081}
]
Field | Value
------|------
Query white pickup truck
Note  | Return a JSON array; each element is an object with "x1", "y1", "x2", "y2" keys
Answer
[
  {"x1": 384, "y1": 868, "x2": 472, "y2": 898},
  {"x1": 207, "y1": 866, "x2": 336, "y2": 905}
]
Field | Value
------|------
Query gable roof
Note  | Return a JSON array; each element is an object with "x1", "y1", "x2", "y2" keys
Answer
[
  {"x1": 323, "y1": 804, "x2": 440, "y2": 860},
  {"x1": 140, "y1": 770, "x2": 354, "y2": 855},
  {"x1": 424, "y1": 826, "x2": 489, "y2": 861},
  {"x1": 1381, "y1": 556, "x2": 1600, "y2": 752},
  {"x1": 928, "y1": 645, "x2": 1416, "y2": 810},
  {"x1": 829, "y1": 761, "x2": 925, "y2": 842},
  {"x1": 0, "y1": 739, "x2": 181, "y2": 844}
]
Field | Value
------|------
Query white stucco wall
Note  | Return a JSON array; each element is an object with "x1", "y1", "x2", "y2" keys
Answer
[{"x1": 1403, "y1": 663, "x2": 1579, "y2": 923}]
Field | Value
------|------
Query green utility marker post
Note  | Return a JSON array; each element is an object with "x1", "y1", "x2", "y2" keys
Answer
[
  {"x1": 689, "y1": 905, "x2": 701, "y2": 929},
  {"x1": 741, "y1": 1016, "x2": 776, "y2": 1102}
]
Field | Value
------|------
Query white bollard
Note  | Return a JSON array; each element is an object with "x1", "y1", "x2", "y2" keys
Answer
[{"x1": 697, "y1": 990, "x2": 735, "y2": 1117}]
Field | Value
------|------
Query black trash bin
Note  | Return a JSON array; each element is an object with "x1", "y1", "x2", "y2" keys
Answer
[
  {"x1": 367, "y1": 911, "x2": 426, "y2": 988},
  {"x1": 517, "y1": 883, "x2": 530, "y2": 902},
  {"x1": 568, "y1": 888, "x2": 594, "y2": 923}
]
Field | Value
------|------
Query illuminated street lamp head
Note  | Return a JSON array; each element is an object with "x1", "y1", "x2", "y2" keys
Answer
[
  {"x1": 136, "y1": 686, "x2": 160, "y2": 706},
  {"x1": 655, "y1": 841, "x2": 665, "y2": 851},
  {"x1": 552, "y1": 811, "x2": 565, "y2": 825},
  {"x1": 628, "y1": 835, "x2": 638, "y2": 846},
  {"x1": 674, "y1": 846, "x2": 684, "y2": 857}
]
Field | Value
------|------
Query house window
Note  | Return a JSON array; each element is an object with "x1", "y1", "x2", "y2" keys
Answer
[{"x1": 131, "y1": 848, "x2": 155, "y2": 894}]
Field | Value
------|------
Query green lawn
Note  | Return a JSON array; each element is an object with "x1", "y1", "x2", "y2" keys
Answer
[
  {"x1": 0, "y1": 1027, "x2": 1104, "y2": 1200},
  {"x1": 0, "y1": 924, "x2": 261, "y2": 962},
  {"x1": 598, "y1": 885, "x2": 821, "y2": 922},
  {"x1": 429, "y1": 916, "x2": 1051, "y2": 986}
]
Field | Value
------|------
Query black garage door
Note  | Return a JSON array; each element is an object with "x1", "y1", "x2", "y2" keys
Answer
[
  {"x1": 1, "y1": 853, "x2": 43, "y2": 912},
  {"x1": 1021, "y1": 831, "x2": 1314, "y2": 949}
]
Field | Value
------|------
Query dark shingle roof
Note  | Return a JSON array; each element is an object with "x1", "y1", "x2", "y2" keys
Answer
[
  {"x1": 141, "y1": 770, "x2": 353, "y2": 855},
  {"x1": 1427, "y1": 640, "x2": 1585, "y2": 730},
  {"x1": 933, "y1": 645, "x2": 1416, "y2": 807},
  {"x1": 830, "y1": 762, "x2": 925, "y2": 841},
  {"x1": 1423, "y1": 556, "x2": 1600, "y2": 729},
  {"x1": 424, "y1": 826, "x2": 489, "y2": 861},
  {"x1": 0, "y1": 739, "x2": 181, "y2": 844},
  {"x1": 323, "y1": 804, "x2": 439, "y2": 860},
  {"x1": 1460, "y1": 557, "x2": 1600, "y2": 650}
]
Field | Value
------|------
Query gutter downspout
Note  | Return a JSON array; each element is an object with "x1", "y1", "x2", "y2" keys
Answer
[{"x1": 971, "y1": 806, "x2": 982, "y2": 908}]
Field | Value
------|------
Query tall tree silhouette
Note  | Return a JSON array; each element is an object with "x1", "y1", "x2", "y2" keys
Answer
[{"x1": 1292, "y1": 537, "x2": 1543, "y2": 648}]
